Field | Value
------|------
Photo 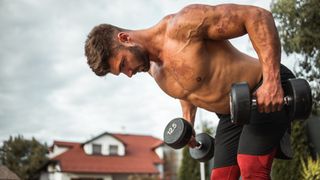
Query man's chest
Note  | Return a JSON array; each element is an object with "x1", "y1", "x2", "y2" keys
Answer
[{"x1": 149, "y1": 42, "x2": 211, "y2": 99}]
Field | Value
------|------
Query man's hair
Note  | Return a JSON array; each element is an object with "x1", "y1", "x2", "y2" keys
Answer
[{"x1": 84, "y1": 24, "x2": 123, "y2": 76}]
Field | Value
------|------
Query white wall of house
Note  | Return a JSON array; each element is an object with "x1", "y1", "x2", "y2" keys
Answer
[
  {"x1": 40, "y1": 171, "x2": 64, "y2": 180},
  {"x1": 155, "y1": 145, "x2": 164, "y2": 159},
  {"x1": 155, "y1": 163, "x2": 164, "y2": 179},
  {"x1": 40, "y1": 164, "x2": 63, "y2": 180},
  {"x1": 48, "y1": 145, "x2": 69, "y2": 158},
  {"x1": 40, "y1": 171, "x2": 112, "y2": 180},
  {"x1": 154, "y1": 146, "x2": 165, "y2": 179},
  {"x1": 40, "y1": 172, "x2": 49, "y2": 180},
  {"x1": 83, "y1": 134, "x2": 125, "y2": 156},
  {"x1": 66, "y1": 172, "x2": 112, "y2": 180},
  {"x1": 51, "y1": 172, "x2": 64, "y2": 180}
]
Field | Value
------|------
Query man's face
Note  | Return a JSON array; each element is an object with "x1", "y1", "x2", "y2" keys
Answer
[{"x1": 109, "y1": 45, "x2": 150, "y2": 77}]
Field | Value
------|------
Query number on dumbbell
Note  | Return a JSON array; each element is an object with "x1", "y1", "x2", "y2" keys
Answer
[{"x1": 167, "y1": 122, "x2": 177, "y2": 135}]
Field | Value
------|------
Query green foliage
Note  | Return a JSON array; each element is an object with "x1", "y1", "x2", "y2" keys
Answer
[
  {"x1": 271, "y1": 0, "x2": 320, "y2": 178},
  {"x1": 271, "y1": 0, "x2": 320, "y2": 114},
  {"x1": 178, "y1": 147, "x2": 201, "y2": 180},
  {"x1": 201, "y1": 119, "x2": 215, "y2": 179},
  {"x1": 272, "y1": 121, "x2": 310, "y2": 180},
  {"x1": 272, "y1": 0, "x2": 320, "y2": 56},
  {"x1": 163, "y1": 147, "x2": 179, "y2": 179},
  {"x1": 301, "y1": 156, "x2": 320, "y2": 180},
  {"x1": 0, "y1": 135, "x2": 48, "y2": 180}
]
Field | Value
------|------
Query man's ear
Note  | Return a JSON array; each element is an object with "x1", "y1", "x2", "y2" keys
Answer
[{"x1": 117, "y1": 32, "x2": 130, "y2": 43}]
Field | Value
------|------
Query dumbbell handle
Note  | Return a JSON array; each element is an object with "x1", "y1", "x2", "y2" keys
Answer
[
  {"x1": 195, "y1": 141, "x2": 203, "y2": 150},
  {"x1": 251, "y1": 96, "x2": 293, "y2": 107},
  {"x1": 189, "y1": 136, "x2": 203, "y2": 149}
]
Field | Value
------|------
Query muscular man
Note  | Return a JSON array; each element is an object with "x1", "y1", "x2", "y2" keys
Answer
[{"x1": 84, "y1": 4, "x2": 294, "y2": 180}]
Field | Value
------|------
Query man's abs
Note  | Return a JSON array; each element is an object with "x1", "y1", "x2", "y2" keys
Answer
[{"x1": 150, "y1": 39, "x2": 262, "y2": 114}]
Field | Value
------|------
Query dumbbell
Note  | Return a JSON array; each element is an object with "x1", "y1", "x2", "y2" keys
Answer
[
  {"x1": 230, "y1": 78, "x2": 312, "y2": 125},
  {"x1": 163, "y1": 118, "x2": 215, "y2": 162}
]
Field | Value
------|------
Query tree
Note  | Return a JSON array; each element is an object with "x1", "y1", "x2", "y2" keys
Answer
[
  {"x1": 271, "y1": 0, "x2": 320, "y2": 114},
  {"x1": 178, "y1": 146, "x2": 201, "y2": 180},
  {"x1": 271, "y1": 0, "x2": 320, "y2": 179},
  {"x1": 0, "y1": 135, "x2": 48, "y2": 180},
  {"x1": 163, "y1": 148, "x2": 179, "y2": 180},
  {"x1": 200, "y1": 120, "x2": 215, "y2": 179},
  {"x1": 271, "y1": 121, "x2": 310, "y2": 180}
]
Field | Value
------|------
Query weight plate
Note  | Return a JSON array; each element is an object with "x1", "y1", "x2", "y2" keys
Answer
[
  {"x1": 189, "y1": 133, "x2": 215, "y2": 162},
  {"x1": 287, "y1": 79, "x2": 312, "y2": 120},
  {"x1": 230, "y1": 82, "x2": 251, "y2": 125},
  {"x1": 163, "y1": 118, "x2": 193, "y2": 149}
]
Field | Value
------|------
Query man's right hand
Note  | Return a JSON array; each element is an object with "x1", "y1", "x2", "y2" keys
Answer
[
  {"x1": 188, "y1": 135, "x2": 198, "y2": 148},
  {"x1": 255, "y1": 79, "x2": 284, "y2": 113}
]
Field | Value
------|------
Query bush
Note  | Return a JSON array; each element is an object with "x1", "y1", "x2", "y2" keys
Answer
[
  {"x1": 178, "y1": 147, "x2": 201, "y2": 180},
  {"x1": 301, "y1": 156, "x2": 320, "y2": 180},
  {"x1": 271, "y1": 121, "x2": 310, "y2": 180}
]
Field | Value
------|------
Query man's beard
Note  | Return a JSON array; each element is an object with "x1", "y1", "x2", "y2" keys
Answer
[{"x1": 128, "y1": 46, "x2": 150, "y2": 71}]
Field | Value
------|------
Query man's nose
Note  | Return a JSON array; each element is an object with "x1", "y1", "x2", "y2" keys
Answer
[{"x1": 124, "y1": 69, "x2": 133, "y2": 78}]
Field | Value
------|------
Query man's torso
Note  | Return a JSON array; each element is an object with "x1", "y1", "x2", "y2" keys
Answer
[{"x1": 149, "y1": 15, "x2": 262, "y2": 114}]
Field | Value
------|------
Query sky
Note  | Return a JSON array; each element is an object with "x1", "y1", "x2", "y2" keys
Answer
[{"x1": 0, "y1": 0, "x2": 297, "y2": 145}]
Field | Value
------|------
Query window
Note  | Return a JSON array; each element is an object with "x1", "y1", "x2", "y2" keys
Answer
[
  {"x1": 92, "y1": 144, "x2": 102, "y2": 155},
  {"x1": 109, "y1": 145, "x2": 118, "y2": 155}
]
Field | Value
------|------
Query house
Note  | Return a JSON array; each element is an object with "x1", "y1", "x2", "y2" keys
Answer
[
  {"x1": 0, "y1": 165, "x2": 20, "y2": 180},
  {"x1": 39, "y1": 132, "x2": 179, "y2": 180}
]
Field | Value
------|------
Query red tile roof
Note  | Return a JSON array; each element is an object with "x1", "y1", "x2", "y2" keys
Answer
[{"x1": 51, "y1": 133, "x2": 164, "y2": 174}]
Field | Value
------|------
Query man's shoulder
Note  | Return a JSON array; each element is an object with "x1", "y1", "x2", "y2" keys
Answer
[
  {"x1": 162, "y1": 4, "x2": 209, "y2": 25},
  {"x1": 164, "y1": 5, "x2": 211, "y2": 41}
]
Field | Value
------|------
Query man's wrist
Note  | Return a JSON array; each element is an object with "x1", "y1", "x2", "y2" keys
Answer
[
  {"x1": 181, "y1": 117, "x2": 195, "y2": 137},
  {"x1": 262, "y1": 71, "x2": 281, "y2": 84},
  {"x1": 262, "y1": 63, "x2": 281, "y2": 82}
]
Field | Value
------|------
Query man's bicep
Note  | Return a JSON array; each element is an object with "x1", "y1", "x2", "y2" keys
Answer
[
  {"x1": 174, "y1": 4, "x2": 247, "y2": 40},
  {"x1": 175, "y1": 4, "x2": 273, "y2": 40},
  {"x1": 204, "y1": 4, "x2": 248, "y2": 40}
]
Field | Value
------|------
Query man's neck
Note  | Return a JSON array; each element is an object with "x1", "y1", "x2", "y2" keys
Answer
[{"x1": 127, "y1": 21, "x2": 167, "y2": 63}]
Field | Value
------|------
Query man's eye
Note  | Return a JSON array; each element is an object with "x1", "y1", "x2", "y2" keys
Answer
[
  {"x1": 121, "y1": 59, "x2": 125, "y2": 68},
  {"x1": 119, "y1": 59, "x2": 125, "y2": 72}
]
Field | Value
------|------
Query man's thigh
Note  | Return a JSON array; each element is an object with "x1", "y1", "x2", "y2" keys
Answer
[
  {"x1": 213, "y1": 113, "x2": 290, "y2": 168},
  {"x1": 213, "y1": 115, "x2": 242, "y2": 168},
  {"x1": 238, "y1": 121, "x2": 289, "y2": 155}
]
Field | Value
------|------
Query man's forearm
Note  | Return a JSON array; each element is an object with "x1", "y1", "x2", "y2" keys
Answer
[
  {"x1": 241, "y1": 6, "x2": 285, "y2": 113},
  {"x1": 245, "y1": 7, "x2": 281, "y2": 82},
  {"x1": 180, "y1": 100, "x2": 197, "y2": 126}
]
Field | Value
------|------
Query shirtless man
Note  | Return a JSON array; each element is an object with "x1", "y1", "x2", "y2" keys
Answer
[{"x1": 85, "y1": 4, "x2": 295, "y2": 180}]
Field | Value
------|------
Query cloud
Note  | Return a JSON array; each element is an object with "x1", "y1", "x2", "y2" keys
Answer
[{"x1": 0, "y1": 0, "x2": 181, "y2": 144}]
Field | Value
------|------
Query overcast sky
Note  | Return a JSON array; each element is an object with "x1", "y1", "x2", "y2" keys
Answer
[{"x1": 0, "y1": 0, "x2": 296, "y2": 145}]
